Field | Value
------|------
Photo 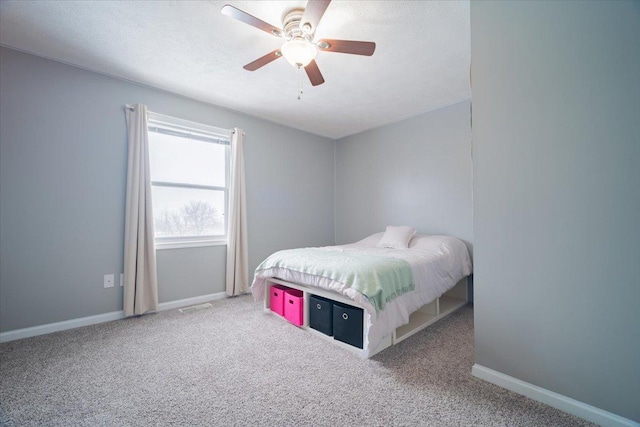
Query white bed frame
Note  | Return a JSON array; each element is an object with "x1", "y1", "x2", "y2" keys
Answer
[{"x1": 263, "y1": 276, "x2": 469, "y2": 358}]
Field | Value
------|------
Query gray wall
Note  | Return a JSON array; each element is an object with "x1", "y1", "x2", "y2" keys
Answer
[
  {"x1": 0, "y1": 47, "x2": 335, "y2": 332},
  {"x1": 335, "y1": 100, "x2": 472, "y2": 247},
  {"x1": 471, "y1": 1, "x2": 640, "y2": 422}
]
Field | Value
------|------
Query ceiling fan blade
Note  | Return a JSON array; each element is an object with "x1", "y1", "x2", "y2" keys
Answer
[
  {"x1": 243, "y1": 50, "x2": 282, "y2": 71},
  {"x1": 301, "y1": 0, "x2": 331, "y2": 34},
  {"x1": 317, "y1": 39, "x2": 376, "y2": 56},
  {"x1": 221, "y1": 4, "x2": 283, "y2": 37},
  {"x1": 304, "y1": 60, "x2": 325, "y2": 86}
]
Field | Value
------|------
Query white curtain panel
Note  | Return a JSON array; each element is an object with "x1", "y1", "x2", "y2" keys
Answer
[
  {"x1": 226, "y1": 128, "x2": 249, "y2": 296},
  {"x1": 123, "y1": 104, "x2": 159, "y2": 316}
]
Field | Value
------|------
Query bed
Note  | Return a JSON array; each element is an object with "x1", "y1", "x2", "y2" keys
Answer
[{"x1": 251, "y1": 228, "x2": 473, "y2": 358}]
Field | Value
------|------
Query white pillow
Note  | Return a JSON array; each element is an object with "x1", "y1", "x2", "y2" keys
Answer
[{"x1": 376, "y1": 226, "x2": 417, "y2": 249}]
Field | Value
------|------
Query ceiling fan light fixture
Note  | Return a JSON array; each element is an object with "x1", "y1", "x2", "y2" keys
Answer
[{"x1": 281, "y1": 38, "x2": 317, "y2": 68}]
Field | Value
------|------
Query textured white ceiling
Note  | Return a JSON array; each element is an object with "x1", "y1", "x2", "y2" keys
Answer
[{"x1": 0, "y1": 0, "x2": 470, "y2": 139}]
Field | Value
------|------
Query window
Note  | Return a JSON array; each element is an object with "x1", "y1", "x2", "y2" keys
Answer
[{"x1": 147, "y1": 112, "x2": 230, "y2": 249}]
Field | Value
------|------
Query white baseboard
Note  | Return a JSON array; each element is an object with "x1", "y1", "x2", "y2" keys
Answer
[
  {"x1": 157, "y1": 291, "x2": 226, "y2": 311},
  {"x1": 472, "y1": 364, "x2": 639, "y2": 427},
  {"x1": 0, "y1": 310, "x2": 127, "y2": 343},
  {"x1": 0, "y1": 292, "x2": 227, "y2": 343}
]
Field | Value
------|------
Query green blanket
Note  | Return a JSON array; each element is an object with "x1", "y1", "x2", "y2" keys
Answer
[{"x1": 255, "y1": 248, "x2": 414, "y2": 312}]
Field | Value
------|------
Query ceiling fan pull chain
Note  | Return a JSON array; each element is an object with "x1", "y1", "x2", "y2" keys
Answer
[{"x1": 298, "y1": 66, "x2": 303, "y2": 101}]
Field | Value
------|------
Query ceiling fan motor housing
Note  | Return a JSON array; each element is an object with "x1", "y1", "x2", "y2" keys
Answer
[{"x1": 282, "y1": 9, "x2": 312, "y2": 42}]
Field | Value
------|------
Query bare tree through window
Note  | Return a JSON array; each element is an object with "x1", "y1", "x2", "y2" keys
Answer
[{"x1": 155, "y1": 200, "x2": 222, "y2": 236}]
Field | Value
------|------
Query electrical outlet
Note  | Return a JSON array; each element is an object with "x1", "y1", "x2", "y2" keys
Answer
[
  {"x1": 119, "y1": 273, "x2": 124, "y2": 287},
  {"x1": 104, "y1": 274, "x2": 115, "y2": 288}
]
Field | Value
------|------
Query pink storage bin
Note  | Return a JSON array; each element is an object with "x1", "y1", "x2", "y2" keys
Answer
[
  {"x1": 269, "y1": 284, "x2": 288, "y2": 317},
  {"x1": 284, "y1": 288, "x2": 304, "y2": 327}
]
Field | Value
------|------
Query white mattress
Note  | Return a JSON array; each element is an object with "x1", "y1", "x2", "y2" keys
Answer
[{"x1": 252, "y1": 233, "x2": 473, "y2": 356}]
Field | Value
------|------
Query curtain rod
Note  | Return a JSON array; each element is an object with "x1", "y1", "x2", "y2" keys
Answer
[{"x1": 124, "y1": 104, "x2": 244, "y2": 135}]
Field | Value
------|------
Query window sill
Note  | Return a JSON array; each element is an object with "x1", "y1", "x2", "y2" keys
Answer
[{"x1": 155, "y1": 240, "x2": 228, "y2": 250}]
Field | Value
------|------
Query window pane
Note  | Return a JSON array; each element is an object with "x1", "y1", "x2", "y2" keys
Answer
[
  {"x1": 148, "y1": 131, "x2": 226, "y2": 187},
  {"x1": 152, "y1": 187, "x2": 225, "y2": 237}
]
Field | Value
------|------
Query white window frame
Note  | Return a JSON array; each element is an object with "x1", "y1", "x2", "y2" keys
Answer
[{"x1": 147, "y1": 111, "x2": 231, "y2": 250}]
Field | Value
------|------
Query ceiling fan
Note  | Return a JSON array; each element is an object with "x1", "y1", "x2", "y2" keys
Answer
[{"x1": 221, "y1": 0, "x2": 376, "y2": 87}]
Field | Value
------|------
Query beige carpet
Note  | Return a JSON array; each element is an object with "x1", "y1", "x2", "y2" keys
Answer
[{"x1": 0, "y1": 296, "x2": 594, "y2": 426}]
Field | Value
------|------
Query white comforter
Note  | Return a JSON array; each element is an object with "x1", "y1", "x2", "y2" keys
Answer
[{"x1": 252, "y1": 233, "x2": 473, "y2": 357}]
